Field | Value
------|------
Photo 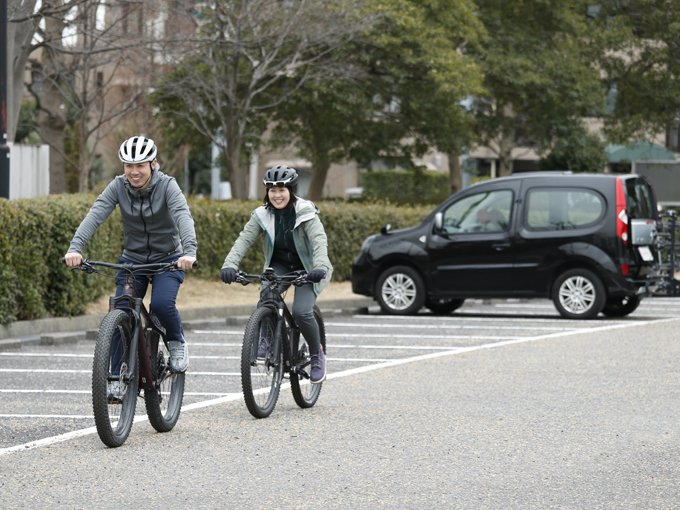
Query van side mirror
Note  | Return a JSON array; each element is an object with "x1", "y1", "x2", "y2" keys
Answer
[{"x1": 434, "y1": 212, "x2": 443, "y2": 232}]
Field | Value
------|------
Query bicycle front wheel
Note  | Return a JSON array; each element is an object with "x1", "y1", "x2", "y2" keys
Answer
[
  {"x1": 91, "y1": 309, "x2": 138, "y2": 448},
  {"x1": 241, "y1": 307, "x2": 282, "y2": 418},
  {"x1": 291, "y1": 305, "x2": 327, "y2": 408},
  {"x1": 145, "y1": 316, "x2": 185, "y2": 432}
]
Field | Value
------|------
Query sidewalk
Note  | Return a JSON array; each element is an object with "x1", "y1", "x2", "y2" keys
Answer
[{"x1": 0, "y1": 296, "x2": 377, "y2": 351}]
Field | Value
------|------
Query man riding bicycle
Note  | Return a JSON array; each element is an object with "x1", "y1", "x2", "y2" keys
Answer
[{"x1": 64, "y1": 135, "x2": 197, "y2": 383}]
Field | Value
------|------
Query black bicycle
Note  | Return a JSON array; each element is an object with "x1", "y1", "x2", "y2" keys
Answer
[
  {"x1": 67, "y1": 259, "x2": 194, "y2": 447},
  {"x1": 235, "y1": 268, "x2": 327, "y2": 419}
]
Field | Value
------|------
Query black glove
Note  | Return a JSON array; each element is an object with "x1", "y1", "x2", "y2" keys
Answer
[
  {"x1": 307, "y1": 269, "x2": 326, "y2": 283},
  {"x1": 221, "y1": 267, "x2": 238, "y2": 284}
]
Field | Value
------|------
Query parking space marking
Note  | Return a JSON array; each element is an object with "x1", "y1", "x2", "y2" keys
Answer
[
  {"x1": 0, "y1": 353, "x2": 92, "y2": 359},
  {"x1": 351, "y1": 315, "x2": 629, "y2": 325},
  {"x1": 325, "y1": 322, "x2": 574, "y2": 331},
  {"x1": 0, "y1": 415, "x2": 93, "y2": 419},
  {"x1": 4, "y1": 314, "x2": 675, "y2": 457},
  {"x1": 191, "y1": 331, "x2": 526, "y2": 340},
  {"x1": 0, "y1": 369, "x2": 91, "y2": 374}
]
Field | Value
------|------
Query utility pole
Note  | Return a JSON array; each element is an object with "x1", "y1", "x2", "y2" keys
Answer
[{"x1": 0, "y1": 0, "x2": 9, "y2": 199}]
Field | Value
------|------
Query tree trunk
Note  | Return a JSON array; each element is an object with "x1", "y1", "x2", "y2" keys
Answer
[
  {"x1": 39, "y1": 16, "x2": 67, "y2": 194},
  {"x1": 308, "y1": 151, "x2": 331, "y2": 201},
  {"x1": 447, "y1": 153, "x2": 462, "y2": 195},
  {"x1": 497, "y1": 133, "x2": 514, "y2": 177},
  {"x1": 7, "y1": 0, "x2": 39, "y2": 142},
  {"x1": 225, "y1": 147, "x2": 247, "y2": 200},
  {"x1": 78, "y1": 116, "x2": 89, "y2": 193}
]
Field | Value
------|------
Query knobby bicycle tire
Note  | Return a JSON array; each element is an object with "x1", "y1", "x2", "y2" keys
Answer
[
  {"x1": 91, "y1": 309, "x2": 138, "y2": 448},
  {"x1": 241, "y1": 306, "x2": 282, "y2": 418},
  {"x1": 290, "y1": 305, "x2": 327, "y2": 409},
  {"x1": 145, "y1": 315, "x2": 185, "y2": 433}
]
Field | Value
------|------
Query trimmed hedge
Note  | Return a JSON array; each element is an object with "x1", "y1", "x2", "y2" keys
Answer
[
  {"x1": 359, "y1": 170, "x2": 450, "y2": 204},
  {"x1": 0, "y1": 195, "x2": 432, "y2": 324}
]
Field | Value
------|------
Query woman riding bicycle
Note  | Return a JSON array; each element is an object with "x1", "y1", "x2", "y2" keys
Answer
[
  {"x1": 64, "y1": 135, "x2": 197, "y2": 379},
  {"x1": 220, "y1": 165, "x2": 333, "y2": 384}
]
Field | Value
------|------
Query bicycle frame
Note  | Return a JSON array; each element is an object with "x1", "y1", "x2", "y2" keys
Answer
[
  {"x1": 240, "y1": 270, "x2": 308, "y2": 376},
  {"x1": 109, "y1": 274, "x2": 166, "y2": 391}
]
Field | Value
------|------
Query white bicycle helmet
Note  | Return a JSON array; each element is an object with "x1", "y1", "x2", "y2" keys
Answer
[{"x1": 118, "y1": 135, "x2": 158, "y2": 164}]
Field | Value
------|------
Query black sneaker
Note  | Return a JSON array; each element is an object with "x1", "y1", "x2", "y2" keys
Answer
[
  {"x1": 168, "y1": 339, "x2": 189, "y2": 373},
  {"x1": 310, "y1": 346, "x2": 326, "y2": 384}
]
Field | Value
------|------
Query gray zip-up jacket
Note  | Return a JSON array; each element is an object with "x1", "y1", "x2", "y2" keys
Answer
[
  {"x1": 68, "y1": 169, "x2": 197, "y2": 263},
  {"x1": 222, "y1": 198, "x2": 333, "y2": 294}
]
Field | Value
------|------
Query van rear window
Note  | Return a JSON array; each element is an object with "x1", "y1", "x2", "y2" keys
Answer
[
  {"x1": 625, "y1": 179, "x2": 656, "y2": 219},
  {"x1": 526, "y1": 188, "x2": 605, "y2": 230}
]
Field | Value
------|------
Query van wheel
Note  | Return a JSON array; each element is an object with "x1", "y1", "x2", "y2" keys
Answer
[
  {"x1": 602, "y1": 295, "x2": 641, "y2": 317},
  {"x1": 426, "y1": 298, "x2": 465, "y2": 315},
  {"x1": 375, "y1": 266, "x2": 426, "y2": 315},
  {"x1": 552, "y1": 268, "x2": 606, "y2": 320}
]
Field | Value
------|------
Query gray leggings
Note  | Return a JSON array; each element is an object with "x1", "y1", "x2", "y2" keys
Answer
[{"x1": 259, "y1": 262, "x2": 321, "y2": 352}]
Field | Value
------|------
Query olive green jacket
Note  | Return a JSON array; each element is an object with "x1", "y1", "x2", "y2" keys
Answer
[{"x1": 222, "y1": 198, "x2": 333, "y2": 294}]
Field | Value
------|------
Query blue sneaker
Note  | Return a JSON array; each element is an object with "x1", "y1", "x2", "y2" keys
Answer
[
  {"x1": 257, "y1": 332, "x2": 273, "y2": 359},
  {"x1": 310, "y1": 346, "x2": 326, "y2": 384}
]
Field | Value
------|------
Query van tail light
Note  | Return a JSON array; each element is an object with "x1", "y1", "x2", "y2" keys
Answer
[
  {"x1": 621, "y1": 264, "x2": 629, "y2": 275},
  {"x1": 615, "y1": 177, "x2": 628, "y2": 245}
]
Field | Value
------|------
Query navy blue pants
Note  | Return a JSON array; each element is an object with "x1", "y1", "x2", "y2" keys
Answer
[{"x1": 111, "y1": 256, "x2": 185, "y2": 374}]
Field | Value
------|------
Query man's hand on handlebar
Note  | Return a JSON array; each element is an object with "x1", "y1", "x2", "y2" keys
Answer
[
  {"x1": 177, "y1": 256, "x2": 197, "y2": 270},
  {"x1": 64, "y1": 252, "x2": 83, "y2": 268}
]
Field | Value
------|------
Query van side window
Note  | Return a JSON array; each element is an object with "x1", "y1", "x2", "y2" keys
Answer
[
  {"x1": 442, "y1": 190, "x2": 513, "y2": 234},
  {"x1": 526, "y1": 189, "x2": 604, "y2": 230}
]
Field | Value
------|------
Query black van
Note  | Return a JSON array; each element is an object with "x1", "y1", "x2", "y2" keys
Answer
[{"x1": 351, "y1": 172, "x2": 659, "y2": 319}]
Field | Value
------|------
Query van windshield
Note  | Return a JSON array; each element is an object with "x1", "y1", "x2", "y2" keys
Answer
[{"x1": 625, "y1": 179, "x2": 656, "y2": 219}]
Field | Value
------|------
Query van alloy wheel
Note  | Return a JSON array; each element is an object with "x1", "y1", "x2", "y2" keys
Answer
[
  {"x1": 382, "y1": 273, "x2": 417, "y2": 310},
  {"x1": 552, "y1": 268, "x2": 606, "y2": 320},
  {"x1": 375, "y1": 265, "x2": 426, "y2": 315},
  {"x1": 558, "y1": 276, "x2": 596, "y2": 314}
]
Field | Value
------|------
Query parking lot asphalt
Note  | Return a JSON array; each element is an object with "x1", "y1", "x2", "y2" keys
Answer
[{"x1": 1, "y1": 297, "x2": 679, "y2": 508}]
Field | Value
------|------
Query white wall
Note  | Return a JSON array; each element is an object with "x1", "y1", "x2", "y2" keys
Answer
[{"x1": 8, "y1": 143, "x2": 50, "y2": 199}]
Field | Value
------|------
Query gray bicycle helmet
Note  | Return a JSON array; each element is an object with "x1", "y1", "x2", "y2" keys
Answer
[
  {"x1": 118, "y1": 135, "x2": 158, "y2": 164},
  {"x1": 263, "y1": 165, "x2": 299, "y2": 189}
]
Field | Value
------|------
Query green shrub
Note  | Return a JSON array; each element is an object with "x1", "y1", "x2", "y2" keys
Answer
[
  {"x1": 0, "y1": 195, "x2": 432, "y2": 324},
  {"x1": 359, "y1": 170, "x2": 451, "y2": 204}
]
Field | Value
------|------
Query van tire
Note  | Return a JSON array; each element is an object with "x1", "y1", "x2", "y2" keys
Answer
[
  {"x1": 552, "y1": 268, "x2": 606, "y2": 320},
  {"x1": 602, "y1": 295, "x2": 641, "y2": 317},
  {"x1": 375, "y1": 265, "x2": 426, "y2": 315}
]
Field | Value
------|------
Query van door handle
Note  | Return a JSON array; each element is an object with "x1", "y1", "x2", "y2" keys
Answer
[{"x1": 493, "y1": 242, "x2": 511, "y2": 251}]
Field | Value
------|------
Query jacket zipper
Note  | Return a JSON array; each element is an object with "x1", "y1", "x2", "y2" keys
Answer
[{"x1": 139, "y1": 196, "x2": 151, "y2": 263}]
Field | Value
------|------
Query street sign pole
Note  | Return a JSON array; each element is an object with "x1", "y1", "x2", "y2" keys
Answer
[{"x1": 0, "y1": 0, "x2": 10, "y2": 199}]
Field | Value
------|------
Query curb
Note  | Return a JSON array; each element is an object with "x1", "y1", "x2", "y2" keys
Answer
[{"x1": 0, "y1": 297, "x2": 376, "y2": 351}]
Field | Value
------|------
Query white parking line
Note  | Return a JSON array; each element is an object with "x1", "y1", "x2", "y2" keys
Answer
[
  {"x1": 3, "y1": 315, "x2": 676, "y2": 457},
  {"x1": 0, "y1": 415, "x2": 93, "y2": 419},
  {"x1": 192, "y1": 331, "x2": 526, "y2": 340},
  {"x1": 351, "y1": 315, "x2": 627, "y2": 325},
  {"x1": 325, "y1": 322, "x2": 574, "y2": 331}
]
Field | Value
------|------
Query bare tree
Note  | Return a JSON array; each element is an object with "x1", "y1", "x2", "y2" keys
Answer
[{"x1": 152, "y1": 0, "x2": 372, "y2": 200}]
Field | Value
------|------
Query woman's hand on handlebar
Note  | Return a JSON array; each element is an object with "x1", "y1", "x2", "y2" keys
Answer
[
  {"x1": 64, "y1": 252, "x2": 83, "y2": 268},
  {"x1": 177, "y1": 256, "x2": 197, "y2": 270}
]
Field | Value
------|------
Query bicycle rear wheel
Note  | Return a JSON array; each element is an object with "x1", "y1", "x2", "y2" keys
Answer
[
  {"x1": 241, "y1": 307, "x2": 282, "y2": 418},
  {"x1": 145, "y1": 315, "x2": 185, "y2": 432},
  {"x1": 91, "y1": 309, "x2": 138, "y2": 448},
  {"x1": 291, "y1": 305, "x2": 327, "y2": 408}
]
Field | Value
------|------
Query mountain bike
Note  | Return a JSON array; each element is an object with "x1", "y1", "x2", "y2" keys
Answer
[
  {"x1": 66, "y1": 259, "x2": 195, "y2": 447},
  {"x1": 235, "y1": 268, "x2": 327, "y2": 419}
]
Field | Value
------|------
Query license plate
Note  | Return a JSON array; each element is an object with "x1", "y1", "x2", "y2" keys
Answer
[{"x1": 638, "y1": 246, "x2": 654, "y2": 262}]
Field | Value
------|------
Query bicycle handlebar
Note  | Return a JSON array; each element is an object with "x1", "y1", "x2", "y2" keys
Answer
[
  {"x1": 235, "y1": 269, "x2": 319, "y2": 287},
  {"x1": 63, "y1": 258, "x2": 198, "y2": 274}
]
